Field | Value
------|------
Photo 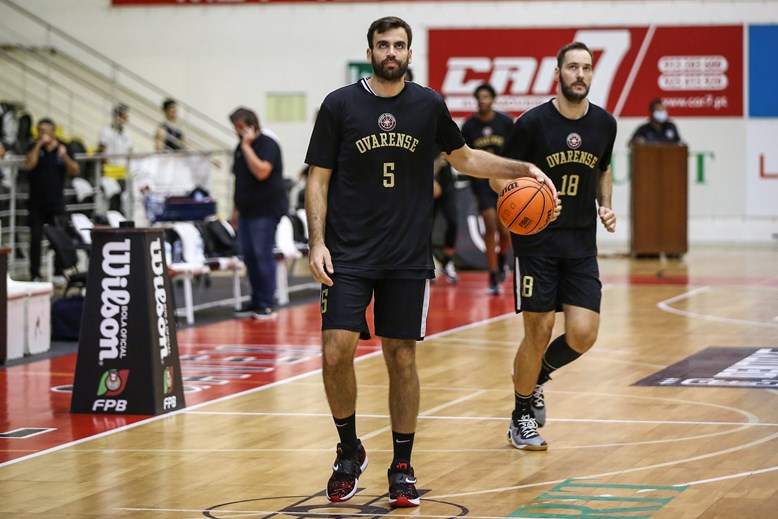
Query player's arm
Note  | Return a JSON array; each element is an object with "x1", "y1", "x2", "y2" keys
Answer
[
  {"x1": 240, "y1": 127, "x2": 273, "y2": 181},
  {"x1": 305, "y1": 165, "x2": 334, "y2": 286},
  {"x1": 446, "y1": 145, "x2": 558, "y2": 202},
  {"x1": 597, "y1": 166, "x2": 616, "y2": 232},
  {"x1": 154, "y1": 127, "x2": 166, "y2": 152}
]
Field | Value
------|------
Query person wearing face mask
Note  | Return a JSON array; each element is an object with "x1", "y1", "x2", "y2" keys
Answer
[{"x1": 629, "y1": 99, "x2": 682, "y2": 145}]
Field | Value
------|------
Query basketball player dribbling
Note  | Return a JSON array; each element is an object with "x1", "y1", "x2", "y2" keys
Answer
[
  {"x1": 493, "y1": 42, "x2": 617, "y2": 451},
  {"x1": 304, "y1": 16, "x2": 557, "y2": 507}
]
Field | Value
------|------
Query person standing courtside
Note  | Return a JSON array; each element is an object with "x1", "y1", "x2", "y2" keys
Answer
[
  {"x1": 305, "y1": 16, "x2": 556, "y2": 507},
  {"x1": 97, "y1": 104, "x2": 133, "y2": 212},
  {"x1": 493, "y1": 42, "x2": 617, "y2": 450},
  {"x1": 155, "y1": 98, "x2": 185, "y2": 152},
  {"x1": 461, "y1": 84, "x2": 514, "y2": 294},
  {"x1": 629, "y1": 98, "x2": 682, "y2": 146},
  {"x1": 229, "y1": 107, "x2": 287, "y2": 319},
  {"x1": 24, "y1": 118, "x2": 80, "y2": 281}
]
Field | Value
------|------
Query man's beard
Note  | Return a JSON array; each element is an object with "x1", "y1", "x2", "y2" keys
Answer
[
  {"x1": 372, "y1": 56, "x2": 408, "y2": 81},
  {"x1": 559, "y1": 75, "x2": 590, "y2": 102}
]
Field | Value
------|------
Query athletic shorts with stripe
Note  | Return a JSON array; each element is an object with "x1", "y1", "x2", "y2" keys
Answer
[
  {"x1": 513, "y1": 255, "x2": 602, "y2": 313},
  {"x1": 320, "y1": 273, "x2": 431, "y2": 340}
]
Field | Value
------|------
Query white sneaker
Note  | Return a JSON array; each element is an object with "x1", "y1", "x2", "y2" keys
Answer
[
  {"x1": 443, "y1": 262, "x2": 458, "y2": 284},
  {"x1": 508, "y1": 412, "x2": 548, "y2": 451}
]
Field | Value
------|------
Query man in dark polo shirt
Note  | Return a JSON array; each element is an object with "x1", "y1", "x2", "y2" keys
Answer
[{"x1": 228, "y1": 107, "x2": 287, "y2": 319}]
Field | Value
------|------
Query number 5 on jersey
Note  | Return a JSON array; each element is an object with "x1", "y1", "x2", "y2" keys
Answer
[{"x1": 383, "y1": 162, "x2": 395, "y2": 188}]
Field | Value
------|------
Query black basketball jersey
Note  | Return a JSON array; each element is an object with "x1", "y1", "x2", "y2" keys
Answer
[
  {"x1": 461, "y1": 111, "x2": 514, "y2": 154},
  {"x1": 501, "y1": 99, "x2": 617, "y2": 257},
  {"x1": 305, "y1": 79, "x2": 465, "y2": 277}
]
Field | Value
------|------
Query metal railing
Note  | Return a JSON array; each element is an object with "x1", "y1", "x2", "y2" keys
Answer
[
  {"x1": 0, "y1": 0, "x2": 235, "y2": 150},
  {"x1": 1, "y1": 148, "x2": 231, "y2": 278}
]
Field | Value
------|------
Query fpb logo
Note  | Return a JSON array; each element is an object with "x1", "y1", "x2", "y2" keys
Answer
[
  {"x1": 92, "y1": 399, "x2": 128, "y2": 412},
  {"x1": 97, "y1": 369, "x2": 130, "y2": 397}
]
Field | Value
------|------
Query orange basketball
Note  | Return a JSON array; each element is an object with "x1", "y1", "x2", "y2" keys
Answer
[{"x1": 497, "y1": 177, "x2": 555, "y2": 235}]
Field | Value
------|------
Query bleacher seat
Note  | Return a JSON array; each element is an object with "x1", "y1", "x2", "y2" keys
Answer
[
  {"x1": 70, "y1": 212, "x2": 94, "y2": 246},
  {"x1": 6, "y1": 277, "x2": 53, "y2": 358},
  {"x1": 165, "y1": 222, "x2": 211, "y2": 325},
  {"x1": 105, "y1": 210, "x2": 126, "y2": 227}
]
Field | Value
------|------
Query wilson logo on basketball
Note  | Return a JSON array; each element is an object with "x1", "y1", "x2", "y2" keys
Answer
[
  {"x1": 566, "y1": 132, "x2": 582, "y2": 149},
  {"x1": 497, "y1": 177, "x2": 555, "y2": 236},
  {"x1": 378, "y1": 113, "x2": 396, "y2": 131}
]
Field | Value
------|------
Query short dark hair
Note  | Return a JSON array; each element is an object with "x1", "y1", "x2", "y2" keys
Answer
[
  {"x1": 474, "y1": 83, "x2": 496, "y2": 99},
  {"x1": 649, "y1": 98, "x2": 664, "y2": 112},
  {"x1": 162, "y1": 98, "x2": 177, "y2": 111},
  {"x1": 556, "y1": 42, "x2": 593, "y2": 68},
  {"x1": 113, "y1": 103, "x2": 129, "y2": 117},
  {"x1": 367, "y1": 16, "x2": 412, "y2": 49},
  {"x1": 229, "y1": 107, "x2": 260, "y2": 130},
  {"x1": 38, "y1": 117, "x2": 56, "y2": 129}
]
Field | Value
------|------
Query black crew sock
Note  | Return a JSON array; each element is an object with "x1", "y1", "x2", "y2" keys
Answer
[
  {"x1": 391, "y1": 431, "x2": 415, "y2": 465},
  {"x1": 537, "y1": 334, "x2": 582, "y2": 385},
  {"x1": 334, "y1": 413, "x2": 358, "y2": 451},
  {"x1": 497, "y1": 253, "x2": 506, "y2": 272},
  {"x1": 513, "y1": 391, "x2": 532, "y2": 418}
]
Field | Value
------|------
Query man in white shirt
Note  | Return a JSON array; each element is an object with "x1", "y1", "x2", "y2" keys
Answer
[{"x1": 97, "y1": 104, "x2": 133, "y2": 211}]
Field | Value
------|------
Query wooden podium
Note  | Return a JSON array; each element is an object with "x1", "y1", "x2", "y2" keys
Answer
[{"x1": 630, "y1": 143, "x2": 688, "y2": 256}]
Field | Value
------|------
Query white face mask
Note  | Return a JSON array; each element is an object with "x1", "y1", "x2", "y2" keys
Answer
[{"x1": 653, "y1": 110, "x2": 668, "y2": 123}]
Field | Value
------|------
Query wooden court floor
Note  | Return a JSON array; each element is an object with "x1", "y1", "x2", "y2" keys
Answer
[{"x1": 1, "y1": 245, "x2": 777, "y2": 518}]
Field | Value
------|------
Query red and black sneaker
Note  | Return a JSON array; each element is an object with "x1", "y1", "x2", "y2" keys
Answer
[
  {"x1": 325, "y1": 440, "x2": 368, "y2": 503},
  {"x1": 387, "y1": 460, "x2": 420, "y2": 507}
]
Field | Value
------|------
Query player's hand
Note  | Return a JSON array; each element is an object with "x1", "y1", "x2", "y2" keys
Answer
[
  {"x1": 528, "y1": 164, "x2": 559, "y2": 204},
  {"x1": 57, "y1": 144, "x2": 68, "y2": 158},
  {"x1": 599, "y1": 206, "x2": 616, "y2": 232},
  {"x1": 309, "y1": 243, "x2": 334, "y2": 286},
  {"x1": 550, "y1": 200, "x2": 562, "y2": 223},
  {"x1": 433, "y1": 179, "x2": 442, "y2": 199},
  {"x1": 39, "y1": 133, "x2": 53, "y2": 146}
]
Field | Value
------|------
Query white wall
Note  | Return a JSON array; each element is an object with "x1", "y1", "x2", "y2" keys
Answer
[{"x1": 12, "y1": 0, "x2": 778, "y2": 245}]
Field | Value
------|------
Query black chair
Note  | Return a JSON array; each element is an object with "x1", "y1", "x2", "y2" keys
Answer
[{"x1": 43, "y1": 223, "x2": 88, "y2": 296}]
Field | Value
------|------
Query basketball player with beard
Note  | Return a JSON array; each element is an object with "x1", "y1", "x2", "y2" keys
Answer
[
  {"x1": 493, "y1": 42, "x2": 617, "y2": 451},
  {"x1": 305, "y1": 16, "x2": 557, "y2": 507}
]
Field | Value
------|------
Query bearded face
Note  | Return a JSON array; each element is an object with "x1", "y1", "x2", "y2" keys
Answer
[
  {"x1": 557, "y1": 49, "x2": 593, "y2": 103},
  {"x1": 558, "y1": 70, "x2": 590, "y2": 102},
  {"x1": 371, "y1": 52, "x2": 409, "y2": 81}
]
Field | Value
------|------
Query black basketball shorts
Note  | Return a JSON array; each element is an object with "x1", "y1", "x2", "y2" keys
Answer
[
  {"x1": 320, "y1": 273, "x2": 431, "y2": 340},
  {"x1": 513, "y1": 255, "x2": 602, "y2": 313},
  {"x1": 470, "y1": 178, "x2": 499, "y2": 212}
]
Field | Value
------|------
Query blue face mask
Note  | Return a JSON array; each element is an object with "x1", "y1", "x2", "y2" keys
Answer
[{"x1": 653, "y1": 110, "x2": 668, "y2": 123}]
